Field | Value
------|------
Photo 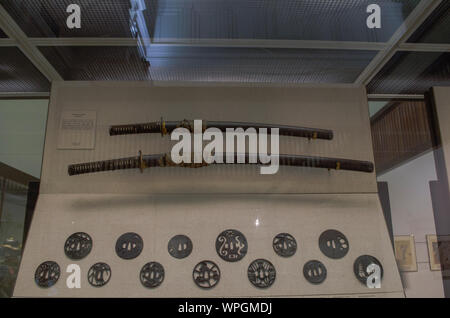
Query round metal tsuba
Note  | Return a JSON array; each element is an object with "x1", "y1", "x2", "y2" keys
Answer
[
  {"x1": 319, "y1": 229, "x2": 349, "y2": 259},
  {"x1": 168, "y1": 235, "x2": 193, "y2": 259},
  {"x1": 273, "y1": 233, "x2": 297, "y2": 257},
  {"x1": 64, "y1": 232, "x2": 93, "y2": 260},
  {"x1": 303, "y1": 260, "x2": 327, "y2": 285},
  {"x1": 215, "y1": 229, "x2": 248, "y2": 262},
  {"x1": 115, "y1": 232, "x2": 143, "y2": 260},
  {"x1": 353, "y1": 255, "x2": 384, "y2": 285},
  {"x1": 193, "y1": 260, "x2": 220, "y2": 289},
  {"x1": 88, "y1": 262, "x2": 111, "y2": 287},
  {"x1": 247, "y1": 259, "x2": 276, "y2": 289},
  {"x1": 140, "y1": 262, "x2": 165, "y2": 288},
  {"x1": 34, "y1": 261, "x2": 60, "y2": 288}
]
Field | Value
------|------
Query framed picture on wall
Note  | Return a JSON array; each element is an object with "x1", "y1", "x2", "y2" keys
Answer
[
  {"x1": 394, "y1": 235, "x2": 418, "y2": 272},
  {"x1": 440, "y1": 236, "x2": 450, "y2": 279},
  {"x1": 431, "y1": 235, "x2": 450, "y2": 278},
  {"x1": 427, "y1": 235, "x2": 441, "y2": 271}
]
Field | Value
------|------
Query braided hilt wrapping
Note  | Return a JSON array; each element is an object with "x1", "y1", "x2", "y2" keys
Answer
[
  {"x1": 109, "y1": 122, "x2": 161, "y2": 136},
  {"x1": 68, "y1": 157, "x2": 140, "y2": 176}
]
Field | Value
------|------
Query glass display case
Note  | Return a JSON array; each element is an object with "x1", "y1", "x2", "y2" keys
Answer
[{"x1": 0, "y1": 0, "x2": 449, "y2": 302}]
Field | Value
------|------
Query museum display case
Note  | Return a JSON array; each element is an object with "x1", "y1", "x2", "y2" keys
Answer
[
  {"x1": 8, "y1": 83, "x2": 400, "y2": 297},
  {"x1": 0, "y1": 0, "x2": 449, "y2": 300}
]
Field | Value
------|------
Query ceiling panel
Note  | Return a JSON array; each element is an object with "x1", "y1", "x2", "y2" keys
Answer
[
  {"x1": 38, "y1": 46, "x2": 152, "y2": 80},
  {"x1": 407, "y1": 1, "x2": 450, "y2": 43},
  {"x1": 367, "y1": 51, "x2": 450, "y2": 94},
  {"x1": 153, "y1": 0, "x2": 420, "y2": 42},
  {"x1": 0, "y1": 0, "x2": 155, "y2": 38},
  {"x1": 38, "y1": 46, "x2": 377, "y2": 83},
  {"x1": 0, "y1": 47, "x2": 51, "y2": 92},
  {"x1": 1, "y1": 0, "x2": 420, "y2": 42}
]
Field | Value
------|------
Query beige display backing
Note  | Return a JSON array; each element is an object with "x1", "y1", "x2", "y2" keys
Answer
[
  {"x1": 39, "y1": 82, "x2": 376, "y2": 194},
  {"x1": 14, "y1": 82, "x2": 403, "y2": 297},
  {"x1": 15, "y1": 193, "x2": 403, "y2": 297}
]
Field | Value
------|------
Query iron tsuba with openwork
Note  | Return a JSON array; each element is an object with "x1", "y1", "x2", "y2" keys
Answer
[
  {"x1": 273, "y1": 233, "x2": 297, "y2": 257},
  {"x1": 215, "y1": 229, "x2": 248, "y2": 262},
  {"x1": 354, "y1": 255, "x2": 384, "y2": 285},
  {"x1": 193, "y1": 260, "x2": 220, "y2": 289},
  {"x1": 115, "y1": 232, "x2": 143, "y2": 260},
  {"x1": 247, "y1": 259, "x2": 276, "y2": 289},
  {"x1": 34, "y1": 261, "x2": 60, "y2": 288},
  {"x1": 88, "y1": 262, "x2": 111, "y2": 287},
  {"x1": 319, "y1": 229, "x2": 349, "y2": 259},
  {"x1": 64, "y1": 232, "x2": 93, "y2": 260},
  {"x1": 303, "y1": 260, "x2": 327, "y2": 284},
  {"x1": 168, "y1": 235, "x2": 193, "y2": 259},
  {"x1": 140, "y1": 262, "x2": 165, "y2": 288}
]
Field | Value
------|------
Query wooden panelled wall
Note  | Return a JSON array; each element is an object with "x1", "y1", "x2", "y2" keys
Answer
[{"x1": 371, "y1": 100, "x2": 434, "y2": 174}]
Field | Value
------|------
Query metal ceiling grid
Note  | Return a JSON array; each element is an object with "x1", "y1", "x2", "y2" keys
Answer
[{"x1": 0, "y1": 0, "x2": 448, "y2": 96}]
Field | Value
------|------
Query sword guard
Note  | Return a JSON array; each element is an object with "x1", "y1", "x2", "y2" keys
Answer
[
  {"x1": 177, "y1": 119, "x2": 194, "y2": 132},
  {"x1": 160, "y1": 117, "x2": 168, "y2": 136},
  {"x1": 159, "y1": 153, "x2": 209, "y2": 168},
  {"x1": 139, "y1": 151, "x2": 146, "y2": 173}
]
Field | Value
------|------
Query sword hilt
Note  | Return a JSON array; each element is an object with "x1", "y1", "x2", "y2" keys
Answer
[
  {"x1": 109, "y1": 121, "x2": 162, "y2": 136},
  {"x1": 68, "y1": 156, "x2": 140, "y2": 176}
]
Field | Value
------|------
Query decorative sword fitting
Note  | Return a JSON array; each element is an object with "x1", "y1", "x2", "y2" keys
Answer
[
  {"x1": 160, "y1": 117, "x2": 168, "y2": 136},
  {"x1": 139, "y1": 151, "x2": 146, "y2": 173},
  {"x1": 159, "y1": 153, "x2": 209, "y2": 168},
  {"x1": 177, "y1": 119, "x2": 194, "y2": 132}
]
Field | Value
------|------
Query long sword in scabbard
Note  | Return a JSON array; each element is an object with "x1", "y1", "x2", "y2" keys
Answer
[
  {"x1": 109, "y1": 118, "x2": 334, "y2": 140},
  {"x1": 68, "y1": 151, "x2": 374, "y2": 176}
]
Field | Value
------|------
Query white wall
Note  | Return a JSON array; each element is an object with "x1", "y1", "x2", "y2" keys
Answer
[
  {"x1": 378, "y1": 151, "x2": 444, "y2": 298},
  {"x1": 0, "y1": 99, "x2": 48, "y2": 178}
]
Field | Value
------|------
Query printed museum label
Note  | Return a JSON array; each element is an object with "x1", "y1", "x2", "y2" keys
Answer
[{"x1": 57, "y1": 110, "x2": 97, "y2": 149}]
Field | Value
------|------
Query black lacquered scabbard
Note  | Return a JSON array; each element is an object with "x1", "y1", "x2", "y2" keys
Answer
[
  {"x1": 109, "y1": 119, "x2": 333, "y2": 140},
  {"x1": 68, "y1": 152, "x2": 374, "y2": 176}
]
